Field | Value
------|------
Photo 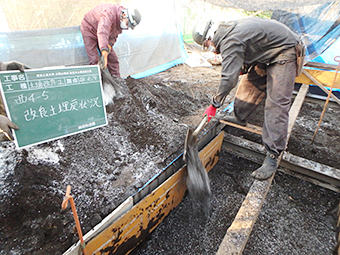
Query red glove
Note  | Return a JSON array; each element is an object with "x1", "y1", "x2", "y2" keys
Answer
[{"x1": 203, "y1": 105, "x2": 217, "y2": 122}]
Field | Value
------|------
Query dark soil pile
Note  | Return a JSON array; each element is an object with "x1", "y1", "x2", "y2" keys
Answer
[
  {"x1": 0, "y1": 72, "x2": 209, "y2": 254},
  {"x1": 1, "y1": 63, "x2": 339, "y2": 255}
]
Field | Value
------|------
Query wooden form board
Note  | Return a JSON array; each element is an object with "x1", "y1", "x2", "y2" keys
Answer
[
  {"x1": 295, "y1": 68, "x2": 340, "y2": 89},
  {"x1": 300, "y1": 69, "x2": 340, "y2": 105},
  {"x1": 219, "y1": 120, "x2": 262, "y2": 135},
  {"x1": 216, "y1": 84, "x2": 309, "y2": 255},
  {"x1": 65, "y1": 131, "x2": 224, "y2": 255}
]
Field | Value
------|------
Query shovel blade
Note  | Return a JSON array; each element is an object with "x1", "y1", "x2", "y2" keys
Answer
[{"x1": 184, "y1": 127, "x2": 212, "y2": 218}]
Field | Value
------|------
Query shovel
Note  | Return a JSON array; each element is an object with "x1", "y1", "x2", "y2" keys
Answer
[{"x1": 183, "y1": 114, "x2": 211, "y2": 218}]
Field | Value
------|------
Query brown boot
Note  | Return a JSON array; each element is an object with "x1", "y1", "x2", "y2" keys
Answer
[{"x1": 251, "y1": 153, "x2": 278, "y2": 180}]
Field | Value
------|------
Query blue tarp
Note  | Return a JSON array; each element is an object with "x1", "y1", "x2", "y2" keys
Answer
[
  {"x1": 272, "y1": 2, "x2": 340, "y2": 64},
  {"x1": 272, "y1": 2, "x2": 340, "y2": 94}
]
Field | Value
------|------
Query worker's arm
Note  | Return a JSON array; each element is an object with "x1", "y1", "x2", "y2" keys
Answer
[
  {"x1": 212, "y1": 41, "x2": 244, "y2": 108},
  {"x1": 203, "y1": 40, "x2": 244, "y2": 122},
  {"x1": 97, "y1": 10, "x2": 113, "y2": 52}
]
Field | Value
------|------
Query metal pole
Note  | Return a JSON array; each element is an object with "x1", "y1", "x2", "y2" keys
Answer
[
  {"x1": 61, "y1": 185, "x2": 87, "y2": 255},
  {"x1": 311, "y1": 56, "x2": 340, "y2": 143}
]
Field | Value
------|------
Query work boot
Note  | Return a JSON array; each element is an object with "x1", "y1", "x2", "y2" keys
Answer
[
  {"x1": 223, "y1": 114, "x2": 247, "y2": 126},
  {"x1": 251, "y1": 153, "x2": 278, "y2": 180}
]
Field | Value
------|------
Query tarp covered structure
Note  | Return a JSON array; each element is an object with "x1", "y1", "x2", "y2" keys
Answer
[
  {"x1": 271, "y1": 2, "x2": 340, "y2": 65},
  {"x1": 193, "y1": 0, "x2": 340, "y2": 65},
  {"x1": 0, "y1": 0, "x2": 186, "y2": 78},
  {"x1": 195, "y1": 0, "x2": 336, "y2": 12}
]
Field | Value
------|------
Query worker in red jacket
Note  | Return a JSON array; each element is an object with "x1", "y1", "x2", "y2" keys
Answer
[
  {"x1": 81, "y1": 4, "x2": 141, "y2": 77},
  {"x1": 192, "y1": 17, "x2": 304, "y2": 180}
]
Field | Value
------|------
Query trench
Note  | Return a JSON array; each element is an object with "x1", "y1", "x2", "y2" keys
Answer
[{"x1": 1, "y1": 65, "x2": 340, "y2": 254}]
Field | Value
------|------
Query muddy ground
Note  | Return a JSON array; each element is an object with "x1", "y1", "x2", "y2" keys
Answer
[{"x1": 0, "y1": 56, "x2": 340, "y2": 255}]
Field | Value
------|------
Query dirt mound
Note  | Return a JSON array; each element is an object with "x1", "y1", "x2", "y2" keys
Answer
[{"x1": 0, "y1": 75, "x2": 207, "y2": 254}]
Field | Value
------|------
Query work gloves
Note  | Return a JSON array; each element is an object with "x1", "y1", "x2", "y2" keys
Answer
[
  {"x1": 203, "y1": 105, "x2": 217, "y2": 122},
  {"x1": 100, "y1": 44, "x2": 112, "y2": 70},
  {"x1": 0, "y1": 115, "x2": 19, "y2": 141},
  {"x1": 0, "y1": 60, "x2": 27, "y2": 141},
  {"x1": 100, "y1": 50, "x2": 109, "y2": 70},
  {"x1": 1, "y1": 61, "x2": 31, "y2": 72}
]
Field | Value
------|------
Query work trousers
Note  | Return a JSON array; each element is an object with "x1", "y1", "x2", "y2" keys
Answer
[
  {"x1": 234, "y1": 59, "x2": 297, "y2": 155},
  {"x1": 81, "y1": 34, "x2": 121, "y2": 78}
]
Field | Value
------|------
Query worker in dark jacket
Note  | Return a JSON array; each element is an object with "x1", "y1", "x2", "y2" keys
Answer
[
  {"x1": 81, "y1": 4, "x2": 141, "y2": 78},
  {"x1": 0, "y1": 60, "x2": 31, "y2": 141},
  {"x1": 193, "y1": 17, "x2": 302, "y2": 180}
]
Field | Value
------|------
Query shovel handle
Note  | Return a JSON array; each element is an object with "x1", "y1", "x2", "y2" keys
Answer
[{"x1": 193, "y1": 115, "x2": 208, "y2": 136}]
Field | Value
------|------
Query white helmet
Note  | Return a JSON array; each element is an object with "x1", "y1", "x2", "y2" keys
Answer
[
  {"x1": 192, "y1": 20, "x2": 212, "y2": 45},
  {"x1": 126, "y1": 8, "x2": 141, "y2": 30}
]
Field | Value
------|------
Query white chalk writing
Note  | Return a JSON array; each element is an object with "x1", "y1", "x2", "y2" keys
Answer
[
  {"x1": 2, "y1": 74, "x2": 26, "y2": 83},
  {"x1": 22, "y1": 97, "x2": 102, "y2": 122},
  {"x1": 14, "y1": 91, "x2": 49, "y2": 105}
]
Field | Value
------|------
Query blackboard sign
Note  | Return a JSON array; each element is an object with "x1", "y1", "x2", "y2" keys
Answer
[{"x1": 0, "y1": 65, "x2": 107, "y2": 148}]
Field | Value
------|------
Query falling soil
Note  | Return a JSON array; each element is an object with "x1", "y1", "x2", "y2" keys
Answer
[{"x1": 0, "y1": 62, "x2": 339, "y2": 255}]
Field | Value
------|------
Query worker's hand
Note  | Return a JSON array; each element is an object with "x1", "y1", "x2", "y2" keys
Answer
[
  {"x1": 203, "y1": 105, "x2": 217, "y2": 122},
  {"x1": 108, "y1": 44, "x2": 112, "y2": 53},
  {"x1": 0, "y1": 115, "x2": 19, "y2": 141},
  {"x1": 100, "y1": 49, "x2": 109, "y2": 69},
  {"x1": 2, "y1": 61, "x2": 31, "y2": 72}
]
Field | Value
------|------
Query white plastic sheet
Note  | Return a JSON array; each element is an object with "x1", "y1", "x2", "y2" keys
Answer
[{"x1": 0, "y1": 0, "x2": 185, "y2": 78}]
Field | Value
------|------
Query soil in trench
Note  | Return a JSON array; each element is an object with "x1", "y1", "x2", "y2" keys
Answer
[
  {"x1": 132, "y1": 100, "x2": 340, "y2": 255},
  {"x1": 0, "y1": 64, "x2": 339, "y2": 255}
]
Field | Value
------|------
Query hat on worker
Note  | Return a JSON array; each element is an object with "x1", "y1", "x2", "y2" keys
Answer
[
  {"x1": 192, "y1": 20, "x2": 213, "y2": 45},
  {"x1": 126, "y1": 8, "x2": 141, "y2": 29}
]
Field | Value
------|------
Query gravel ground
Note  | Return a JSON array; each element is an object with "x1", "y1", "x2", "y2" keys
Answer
[
  {"x1": 131, "y1": 101, "x2": 340, "y2": 255},
  {"x1": 1, "y1": 62, "x2": 339, "y2": 254}
]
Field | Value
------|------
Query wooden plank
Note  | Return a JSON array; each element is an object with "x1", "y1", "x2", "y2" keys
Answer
[
  {"x1": 219, "y1": 120, "x2": 262, "y2": 135},
  {"x1": 66, "y1": 131, "x2": 224, "y2": 255},
  {"x1": 222, "y1": 134, "x2": 340, "y2": 192},
  {"x1": 279, "y1": 168, "x2": 340, "y2": 193},
  {"x1": 301, "y1": 69, "x2": 340, "y2": 105},
  {"x1": 216, "y1": 84, "x2": 309, "y2": 255},
  {"x1": 282, "y1": 152, "x2": 340, "y2": 186},
  {"x1": 295, "y1": 68, "x2": 340, "y2": 90},
  {"x1": 304, "y1": 61, "x2": 338, "y2": 70}
]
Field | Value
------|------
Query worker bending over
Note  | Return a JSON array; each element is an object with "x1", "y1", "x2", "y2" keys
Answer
[
  {"x1": 192, "y1": 17, "x2": 304, "y2": 180},
  {"x1": 81, "y1": 4, "x2": 141, "y2": 77}
]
